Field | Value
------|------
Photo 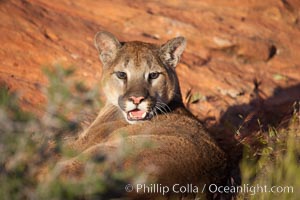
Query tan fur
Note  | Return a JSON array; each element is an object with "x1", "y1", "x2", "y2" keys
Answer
[{"x1": 59, "y1": 32, "x2": 232, "y2": 199}]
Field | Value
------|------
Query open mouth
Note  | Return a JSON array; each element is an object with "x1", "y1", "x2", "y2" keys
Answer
[{"x1": 127, "y1": 109, "x2": 148, "y2": 121}]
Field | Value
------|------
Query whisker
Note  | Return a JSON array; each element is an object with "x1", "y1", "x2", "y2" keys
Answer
[
  {"x1": 155, "y1": 104, "x2": 169, "y2": 120},
  {"x1": 151, "y1": 108, "x2": 158, "y2": 121},
  {"x1": 157, "y1": 101, "x2": 172, "y2": 112},
  {"x1": 155, "y1": 105, "x2": 166, "y2": 116},
  {"x1": 162, "y1": 103, "x2": 172, "y2": 113},
  {"x1": 156, "y1": 102, "x2": 169, "y2": 113}
]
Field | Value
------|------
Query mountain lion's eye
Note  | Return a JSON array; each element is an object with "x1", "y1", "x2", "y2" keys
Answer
[
  {"x1": 149, "y1": 72, "x2": 160, "y2": 80},
  {"x1": 116, "y1": 71, "x2": 127, "y2": 79}
]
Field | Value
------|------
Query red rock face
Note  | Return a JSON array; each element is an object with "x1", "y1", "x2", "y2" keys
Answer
[{"x1": 1, "y1": 0, "x2": 300, "y2": 129}]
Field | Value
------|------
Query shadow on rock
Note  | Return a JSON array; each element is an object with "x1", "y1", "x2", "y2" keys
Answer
[{"x1": 205, "y1": 82, "x2": 300, "y2": 188}]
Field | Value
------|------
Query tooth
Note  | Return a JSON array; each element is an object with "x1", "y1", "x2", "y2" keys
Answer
[
  {"x1": 142, "y1": 112, "x2": 147, "y2": 118},
  {"x1": 129, "y1": 112, "x2": 133, "y2": 118}
]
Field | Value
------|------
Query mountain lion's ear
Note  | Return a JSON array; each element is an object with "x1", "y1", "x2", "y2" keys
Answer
[
  {"x1": 94, "y1": 31, "x2": 121, "y2": 66},
  {"x1": 159, "y1": 37, "x2": 186, "y2": 68}
]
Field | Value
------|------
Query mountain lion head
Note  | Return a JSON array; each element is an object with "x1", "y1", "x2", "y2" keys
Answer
[{"x1": 94, "y1": 31, "x2": 186, "y2": 123}]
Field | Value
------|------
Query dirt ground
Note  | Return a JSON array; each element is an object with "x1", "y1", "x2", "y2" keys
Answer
[{"x1": 1, "y1": 0, "x2": 300, "y2": 136}]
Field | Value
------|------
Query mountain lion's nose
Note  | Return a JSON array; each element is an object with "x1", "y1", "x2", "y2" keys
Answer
[{"x1": 129, "y1": 96, "x2": 145, "y2": 105}]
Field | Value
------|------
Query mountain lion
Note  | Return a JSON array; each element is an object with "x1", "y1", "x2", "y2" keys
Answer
[{"x1": 58, "y1": 31, "x2": 239, "y2": 200}]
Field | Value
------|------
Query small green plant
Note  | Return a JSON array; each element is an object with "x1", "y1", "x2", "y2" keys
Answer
[
  {"x1": 239, "y1": 104, "x2": 300, "y2": 199},
  {"x1": 185, "y1": 89, "x2": 206, "y2": 110}
]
